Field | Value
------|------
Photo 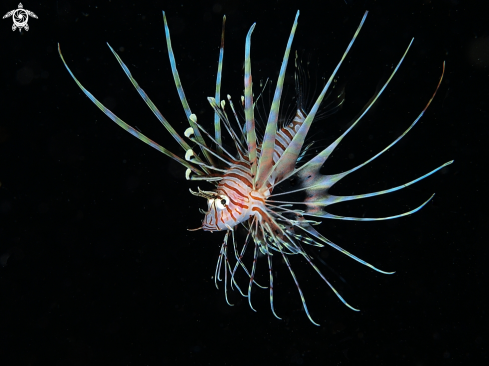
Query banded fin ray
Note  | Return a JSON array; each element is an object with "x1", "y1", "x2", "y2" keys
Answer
[
  {"x1": 162, "y1": 11, "x2": 215, "y2": 166},
  {"x1": 272, "y1": 37, "x2": 416, "y2": 190},
  {"x1": 267, "y1": 11, "x2": 369, "y2": 185},
  {"x1": 244, "y1": 23, "x2": 258, "y2": 184},
  {"x1": 290, "y1": 217, "x2": 395, "y2": 274},
  {"x1": 214, "y1": 15, "x2": 226, "y2": 154},
  {"x1": 255, "y1": 10, "x2": 300, "y2": 190},
  {"x1": 302, "y1": 160, "x2": 453, "y2": 209},
  {"x1": 104, "y1": 43, "x2": 200, "y2": 162},
  {"x1": 57, "y1": 44, "x2": 203, "y2": 176}
]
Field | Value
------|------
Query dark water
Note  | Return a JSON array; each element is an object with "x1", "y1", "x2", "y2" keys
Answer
[{"x1": 0, "y1": 0, "x2": 487, "y2": 365}]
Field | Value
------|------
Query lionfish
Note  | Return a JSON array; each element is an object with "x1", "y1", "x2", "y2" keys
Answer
[{"x1": 58, "y1": 10, "x2": 452, "y2": 325}]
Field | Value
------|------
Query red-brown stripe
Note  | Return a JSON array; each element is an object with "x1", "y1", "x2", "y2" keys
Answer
[
  {"x1": 275, "y1": 138, "x2": 286, "y2": 151},
  {"x1": 249, "y1": 191, "x2": 265, "y2": 203},
  {"x1": 226, "y1": 173, "x2": 253, "y2": 189},
  {"x1": 221, "y1": 183, "x2": 249, "y2": 200},
  {"x1": 227, "y1": 194, "x2": 248, "y2": 209},
  {"x1": 226, "y1": 206, "x2": 237, "y2": 222},
  {"x1": 252, "y1": 206, "x2": 267, "y2": 216},
  {"x1": 282, "y1": 128, "x2": 293, "y2": 140},
  {"x1": 213, "y1": 202, "x2": 219, "y2": 226}
]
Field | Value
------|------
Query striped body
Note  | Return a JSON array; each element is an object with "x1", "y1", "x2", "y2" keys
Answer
[{"x1": 204, "y1": 109, "x2": 307, "y2": 231}]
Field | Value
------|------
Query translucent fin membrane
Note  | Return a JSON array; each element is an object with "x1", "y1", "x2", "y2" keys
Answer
[
  {"x1": 314, "y1": 194, "x2": 435, "y2": 222},
  {"x1": 306, "y1": 161, "x2": 453, "y2": 209},
  {"x1": 266, "y1": 11, "x2": 369, "y2": 186},
  {"x1": 272, "y1": 37, "x2": 415, "y2": 189},
  {"x1": 268, "y1": 61, "x2": 449, "y2": 223}
]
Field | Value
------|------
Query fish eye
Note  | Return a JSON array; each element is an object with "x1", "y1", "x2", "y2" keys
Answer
[{"x1": 215, "y1": 195, "x2": 229, "y2": 210}]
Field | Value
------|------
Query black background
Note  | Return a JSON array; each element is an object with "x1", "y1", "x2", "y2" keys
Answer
[{"x1": 0, "y1": 0, "x2": 487, "y2": 365}]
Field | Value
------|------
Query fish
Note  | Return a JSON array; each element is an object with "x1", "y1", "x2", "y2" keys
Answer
[{"x1": 58, "y1": 10, "x2": 452, "y2": 325}]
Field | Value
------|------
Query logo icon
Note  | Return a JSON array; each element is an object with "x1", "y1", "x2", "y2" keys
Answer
[{"x1": 3, "y1": 3, "x2": 38, "y2": 32}]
